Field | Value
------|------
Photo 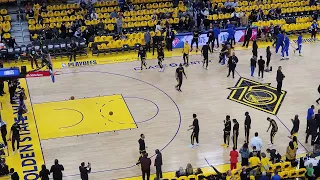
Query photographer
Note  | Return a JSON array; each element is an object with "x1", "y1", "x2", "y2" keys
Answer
[{"x1": 79, "y1": 162, "x2": 91, "y2": 180}]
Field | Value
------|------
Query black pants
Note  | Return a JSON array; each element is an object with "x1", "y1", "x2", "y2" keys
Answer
[
  {"x1": 243, "y1": 36, "x2": 250, "y2": 47},
  {"x1": 252, "y1": 50, "x2": 257, "y2": 57},
  {"x1": 30, "y1": 56, "x2": 39, "y2": 68},
  {"x1": 142, "y1": 168, "x2": 150, "y2": 180},
  {"x1": 311, "y1": 29, "x2": 317, "y2": 39},
  {"x1": 140, "y1": 56, "x2": 146, "y2": 70},
  {"x1": 244, "y1": 127, "x2": 250, "y2": 143},
  {"x1": 146, "y1": 42, "x2": 151, "y2": 52},
  {"x1": 291, "y1": 127, "x2": 298, "y2": 135},
  {"x1": 12, "y1": 135, "x2": 20, "y2": 151},
  {"x1": 0, "y1": 125, "x2": 7, "y2": 146},
  {"x1": 0, "y1": 81, "x2": 4, "y2": 94},
  {"x1": 9, "y1": 86, "x2": 17, "y2": 103},
  {"x1": 227, "y1": 67, "x2": 235, "y2": 78},
  {"x1": 152, "y1": 42, "x2": 158, "y2": 55},
  {"x1": 213, "y1": 37, "x2": 219, "y2": 48},
  {"x1": 155, "y1": 166, "x2": 162, "y2": 179},
  {"x1": 277, "y1": 80, "x2": 282, "y2": 94},
  {"x1": 166, "y1": 39, "x2": 172, "y2": 51},
  {"x1": 191, "y1": 131, "x2": 199, "y2": 145},
  {"x1": 223, "y1": 131, "x2": 230, "y2": 145},
  {"x1": 258, "y1": 67, "x2": 264, "y2": 78},
  {"x1": 203, "y1": 55, "x2": 208, "y2": 68},
  {"x1": 158, "y1": 56, "x2": 163, "y2": 69},
  {"x1": 306, "y1": 120, "x2": 310, "y2": 133},
  {"x1": 191, "y1": 38, "x2": 198, "y2": 50},
  {"x1": 227, "y1": 37, "x2": 235, "y2": 48},
  {"x1": 183, "y1": 53, "x2": 189, "y2": 64},
  {"x1": 306, "y1": 130, "x2": 316, "y2": 145},
  {"x1": 270, "y1": 130, "x2": 277, "y2": 144},
  {"x1": 69, "y1": 51, "x2": 76, "y2": 62},
  {"x1": 208, "y1": 39, "x2": 214, "y2": 50},
  {"x1": 241, "y1": 157, "x2": 249, "y2": 166},
  {"x1": 266, "y1": 56, "x2": 271, "y2": 67},
  {"x1": 233, "y1": 133, "x2": 238, "y2": 149},
  {"x1": 176, "y1": 77, "x2": 183, "y2": 90}
]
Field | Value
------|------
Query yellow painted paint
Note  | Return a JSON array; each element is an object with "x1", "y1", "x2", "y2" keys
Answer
[
  {"x1": 0, "y1": 79, "x2": 44, "y2": 179},
  {"x1": 33, "y1": 95, "x2": 136, "y2": 140},
  {"x1": 2, "y1": 34, "x2": 310, "y2": 70}
]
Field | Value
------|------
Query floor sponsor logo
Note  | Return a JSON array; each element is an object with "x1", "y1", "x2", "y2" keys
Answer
[
  {"x1": 26, "y1": 71, "x2": 51, "y2": 78},
  {"x1": 227, "y1": 77, "x2": 286, "y2": 115},
  {"x1": 62, "y1": 60, "x2": 97, "y2": 68},
  {"x1": 133, "y1": 60, "x2": 211, "y2": 71}
]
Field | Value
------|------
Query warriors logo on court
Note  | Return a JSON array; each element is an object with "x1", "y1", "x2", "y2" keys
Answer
[{"x1": 227, "y1": 77, "x2": 286, "y2": 115}]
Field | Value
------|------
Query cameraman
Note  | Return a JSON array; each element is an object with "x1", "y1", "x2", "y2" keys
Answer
[{"x1": 79, "y1": 162, "x2": 91, "y2": 180}]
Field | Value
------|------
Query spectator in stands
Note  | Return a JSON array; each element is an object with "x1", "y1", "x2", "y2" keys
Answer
[
  {"x1": 286, "y1": 141, "x2": 297, "y2": 162},
  {"x1": 52, "y1": 26, "x2": 59, "y2": 39},
  {"x1": 110, "y1": 11, "x2": 118, "y2": 19},
  {"x1": 40, "y1": 3, "x2": 47, "y2": 12},
  {"x1": 240, "y1": 12, "x2": 248, "y2": 27},
  {"x1": 185, "y1": 163, "x2": 194, "y2": 176},
  {"x1": 260, "y1": 172, "x2": 269, "y2": 180},
  {"x1": 240, "y1": 165, "x2": 259, "y2": 180},
  {"x1": 116, "y1": 17, "x2": 123, "y2": 34},
  {"x1": 306, "y1": 163, "x2": 315, "y2": 180},
  {"x1": 195, "y1": 168, "x2": 203, "y2": 175},
  {"x1": 45, "y1": 25, "x2": 53, "y2": 39},
  {"x1": 231, "y1": 0, "x2": 238, "y2": 8},
  {"x1": 256, "y1": 8, "x2": 264, "y2": 21},
  {"x1": 10, "y1": 168, "x2": 19, "y2": 180},
  {"x1": 7, "y1": 37, "x2": 17, "y2": 48},
  {"x1": 50, "y1": 159, "x2": 64, "y2": 180},
  {"x1": 249, "y1": 152, "x2": 260, "y2": 176},
  {"x1": 25, "y1": 3, "x2": 32, "y2": 15},
  {"x1": 260, "y1": 152, "x2": 271, "y2": 173},
  {"x1": 39, "y1": 164, "x2": 50, "y2": 180},
  {"x1": 38, "y1": 14, "x2": 43, "y2": 24},
  {"x1": 60, "y1": 22, "x2": 67, "y2": 39},
  {"x1": 74, "y1": 28, "x2": 82, "y2": 38},
  {"x1": 224, "y1": 0, "x2": 232, "y2": 9},
  {"x1": 155, "y1": 21, "x2": 162, "y2": 32},
  {"x1": 176, "y1": 167, "x2": 186, "y2": 177},
  {"x1": 90, "y1": 11, "x2": 98, "y2": 20},
  {"x1": 240, "y1": 143, "x2": 250, "y2": 166},
  {"x1": 266, "y1": 148, "x2": 281, "y2": 163},
  {"x1": 80, "y1": 0, "x2": 87, "y2": 9},
  {"x1": 144, "y1": 31, "x2": 151, "y2": 52},
  {"x1": 271, "y1": 170, "x2": 281, "y2": 180}
]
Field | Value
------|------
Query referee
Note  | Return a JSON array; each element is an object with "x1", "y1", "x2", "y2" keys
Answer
[
  {"x1": 175, "y1": 64, "x2": 187, "y2": 92},
  {"x1": 0, "y1": 114, "x2": 7, "y2": 148},
  {"x1": 188, "y1": 114, "x2": 199, "y2": 148}
]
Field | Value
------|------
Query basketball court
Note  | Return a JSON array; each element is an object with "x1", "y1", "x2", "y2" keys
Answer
[{"x1": 1, "y1": 38, "x2": 319, "y2": 179}]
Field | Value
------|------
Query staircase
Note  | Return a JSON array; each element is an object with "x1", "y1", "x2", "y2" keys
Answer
[{"x1": 8, "y1": 6, "x2": 31, "y2": 46}]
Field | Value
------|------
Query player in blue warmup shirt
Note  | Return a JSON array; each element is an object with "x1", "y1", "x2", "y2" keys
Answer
[
  {"x1": 227, "y1": 26, "x2": 235, "y2": 48},
  {"x1": 281, "y1": 34, "x2": 290, "y2": 60},
  {"x1": 275, "y1": 32, "x2": 284, "y2": 54},
  {"x1": 294, "y1": 33, "x2": 303, "y2": 56},
  {"x1": 213, "y1": 26, "x2": 221, "y2": 49},
  {"x1": 311, "y1": 20, "x2": 318, "y2": 41}
]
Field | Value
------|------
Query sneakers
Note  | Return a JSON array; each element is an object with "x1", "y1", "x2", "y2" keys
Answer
[
  {"x1": 299, "y1": 54, "x2": 303, "y2": 56},
  {"x1": 195, "y1": 143, "x2": 199, "y2": 146},
  {"x1": 188, "y1": 144, "x2": 194, "y2": 148}
]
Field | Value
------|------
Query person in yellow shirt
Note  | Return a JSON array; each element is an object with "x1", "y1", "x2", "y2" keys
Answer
[
  {"x1": 182, "y1": 41, "x2": 191, "y2": 66},
  {"x1": 286, "y1": 141, "x2": 297, "y2": 162},
  {"x1": 248, "y1": 152, "x2": 261, "y2": 176},
  {"x1": 260, "y1": 152, "x2": 271, "y2": 173}
]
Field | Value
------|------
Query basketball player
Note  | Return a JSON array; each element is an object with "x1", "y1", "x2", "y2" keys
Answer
[
  {"x1": 188, "y1": 114, "x2": 199, "y2": 148},
  {"x1": 266, "y1": 117, "x2": 278, "y2": 145},
  {"x1": 201, "y1": 42, "x2": 211, "y2": 69},
  {"x1": 9, "y1": 121, "x2": 21, "y2": 154},
  {"x1": 182, "y1": 41, "x2": 191, "y2": 66},
  {"x1": 294, "y1": 33, "x2": 303, "y2": 56},
  {"x1": 175, "y1": 63, "x2": 187, "y2": 92},
  {"x1": 232, "y1": 119, "x2": 239, "y2": 149},
  {"x1": 244, "y1": 112, "x2": 251, "y2": 143},
  {"x1": 157, "y1": 44, "x2": 165, "y2": 72},
  {"x1": 190, "y1": 28, "x2": 200, "y2": 52},
  {"x1": 281, "y1": 34, "x2": 290, "y2": 60},
  {"x1": 136, "y1": 134, "x2": 146, "y2": 165},
  {"x1": 138, "y1": 46, "x2": 147, "y2": 71},
  {"x1": 222, "y1": 115, "x2": 231, "y2": 147}
]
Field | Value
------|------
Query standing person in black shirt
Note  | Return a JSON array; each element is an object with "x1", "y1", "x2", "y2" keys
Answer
[
  {"x1": 138, "y1": 46, "x2": 147, "y2": 71},
  {"x1": 79, "y1": 162, "x2": 91, "y2": 180},
  {"x1": 69, "y1": 39, "x2": 77, "y2": 62},
  {"x1": 290, "y1": 115, "x2": 300, "y2": 138},
  {"x1": 188, "y1": 114, "x2": 199, "y2": 148},
  {"x1": 252, "y1": 40, "x2": 258, "y2": 57},
  {"x1": 154, "y1": 149, "x2": 162, "y2": 180},
  {"x1": 207, "y1": 28, "x2": 214, "y2": 50},
  {"x1": 266, "y1": 117, "x2": 278, "y2": 145},
  {"x1": 244, "y1": 112, "x2": 251, "y2": 143},
  {"x1": 8, "y1": 79, "x2": 18, "y2": 104},
  {"x1": 152, "y1": 35, "x2": 159, "y2": 55},
  {"x1": 227, "y1": 52, "x2": 238, "y2": 78},
  {"x1": 10, "y1": 168, "x2": 19, "y2": 180},
  {"x1": 50, "y1": 159, "x2": 64, "y2": 180},
  {"x1": 140, "y1": 153, "x2": 151, "y2": 180},
  {"x1": 39, "y1": 164, "x2": 50, "y2": 180},
  {"x1": 306, "y1": 115, "x2": 317, "y2": 145},
  {"x1": 201, "y1": 42, "x2": 211, "y2": 70},
  {"x1": 243, "y1": 25, "x2": 252, "y2": 48},
  {"x1": 136, "y1": 134, "x2": 146, "y2": 165},
  {"x1": 250, "y1": 56, "x2": 257, "y2": 77},
  {"x1": 191, "y1": 28, "x2": 200, "y2": 52},
  {"x1": 165, "y1": 28, "x2": 174, "y2": 51},
  {"x1": 276, "y1": 66, "x2": 285, "y2": 94},
  {"x1": 9, "y1": 121, "x2": 20, "y2": 154},
  {"x1": 232, "y1": 119, "x2": 239, "y2": 149},
  {"x1": 222, "y1": 115, "x2": 231, "y2": 147},
  {"x1": 157, "y1": 44, "x2": 165, "y2": 72},
  {"x1": 258, "y1": 56, "x2": 265, "y2": 80},
  {"x1": 175, "y1": 64, "x2": 187, "y2": 92},
  {"x1": 266, "y1": 46, "x2": 272, "y2": 71}
]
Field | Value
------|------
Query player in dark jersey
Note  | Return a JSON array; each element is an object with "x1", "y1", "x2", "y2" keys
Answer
[
  {"x1": 244, "y1": 112, "x2": 251, "y2": 143},
  {"x1": 232, "y1": 119, "x2": 239, "y2": 149},
  {"x1": 157, "y1": 44, "x2": 165, "y2": 72},
  {"x1": 222, "y1": 115, "x2": 231, "y2": 147},
  {"x1": 201, "y1": 42, "x2": 212, "y2": 70},
  {"x1": 267, "y1": 117, "x2": 278, "y2": 145},
  {"x1": 175, "y1": 63, "x2": 187, "y2": 92},
  {"x1": 191, "y1": 28, "x2": 200, "y2": 52},
  {"x1": 138, "y1": 46, "x2": 147, "y2": 71},
  {"x1": 188, "y1": 114, "x2": 199, "y2": 148}
]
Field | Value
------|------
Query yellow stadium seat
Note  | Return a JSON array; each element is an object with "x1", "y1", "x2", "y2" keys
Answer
[
  {"x1": 28, "y1": 24, "x2": 36, "y2": 31},
  {"x1": 107, "y1": 24, "x2": 114, "y2": 31},
  {"x1": 296, "y1": 168, "x2": 307, "y2": 178},
  {"x1": 94, "y1": 36, "x2": 102, "y2": 42},
  {"x1": 289, "y1": 169, "x2": 297, "y2": 178},
  {"x1": 3, "y1": 33, "x2": 10, "y2": 39},
  {"x1": 279, "y1": 171, "x2": 289, "y2": 179},
  {"x1": 178, "y1": 176, "x2": 188, "y2": 180},
  {"x1": 188, "y1": 175, "x2": 196, "y2": 180}
]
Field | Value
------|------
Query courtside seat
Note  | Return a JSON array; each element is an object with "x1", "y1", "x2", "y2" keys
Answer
[
  {"x1": 177, "y1": 176, "x2": 188, "y2": 180},
  {"x1": 289, "y1": 169, "x2": 298, "y2": 178},
  {"x1": 278, "y1": 171, "x2": 290, "y2": 178},
  {"x1": 188, "y1": 175, "x2": 196, "y2": 180},
  {"x1": 296, "y1": 168, "x2": 307, "y2": 178}
]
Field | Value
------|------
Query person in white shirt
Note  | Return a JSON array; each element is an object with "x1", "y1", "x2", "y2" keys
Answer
[
  {"x1": 304, "y1": 155, "x2": 319, "y2": 167},
  {"x1": 250, "y1": 132, "x2": 262, "y2": 155}
]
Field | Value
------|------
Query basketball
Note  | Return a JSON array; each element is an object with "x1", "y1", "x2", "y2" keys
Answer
[
  {"x1": 70, "y1": 96, "x2": 75, "y2": 100},
  {"x1": 109, "y1": 111, "x2": 113, "y2": 115}
]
